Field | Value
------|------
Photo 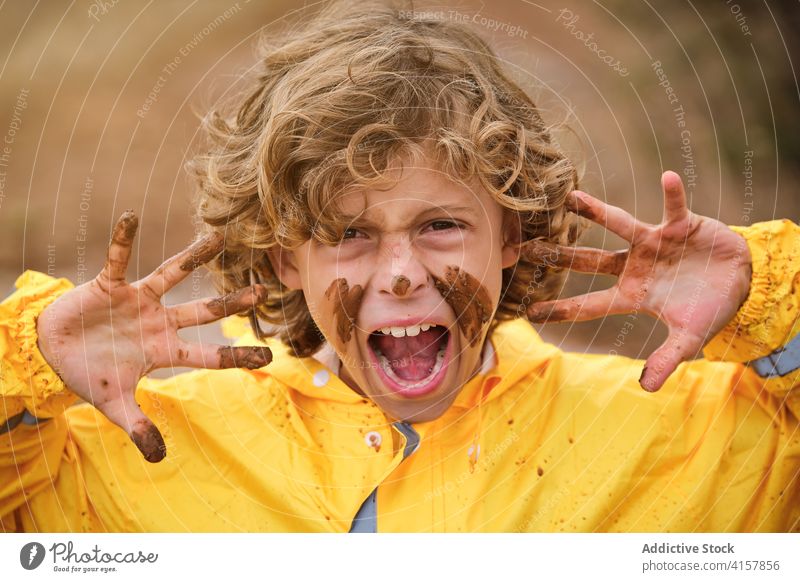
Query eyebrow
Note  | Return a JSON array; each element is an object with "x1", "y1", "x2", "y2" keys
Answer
[
  {"x1": 423, "y1": 205, "x2": 479, "y2": 218},
  {"x1": 345, "y1": 204, "x2": 479, "y2": 226}
]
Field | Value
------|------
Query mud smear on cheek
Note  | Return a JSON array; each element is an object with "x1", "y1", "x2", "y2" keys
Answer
[
  {"x1": 432, "y1": 266, "x2": 493, "y2": 347},
  {"x1": 324, "y1": 278, "x2": 364, "y2": 344}
]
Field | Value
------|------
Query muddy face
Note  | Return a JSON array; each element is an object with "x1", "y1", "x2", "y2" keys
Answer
[
  {"x1": 272, "y1": 154, "x2": 520, "y2": 423},
  {"x1": 432, "y1": 266, "x2": 493, "y2": 347},
  {"x1": 324, "y1": 278, "x2": 365, "y2": 344}
]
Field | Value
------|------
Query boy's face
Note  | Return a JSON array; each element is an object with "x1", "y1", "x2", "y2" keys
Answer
[{"x1": 269, "y1": 156, "x2": 520, "y2": 422}]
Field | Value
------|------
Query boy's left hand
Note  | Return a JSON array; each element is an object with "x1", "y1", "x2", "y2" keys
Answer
[{"x1": 524, "y1": 171, "x2": 752, "y2": 392}]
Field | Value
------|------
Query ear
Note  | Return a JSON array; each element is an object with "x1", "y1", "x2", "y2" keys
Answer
[
  {"x1": 265, "y1": 245, "x2": 303, "y2": 290},
  {"x1": 500, "y1": 211, "x2": 523, "y2": 269}
]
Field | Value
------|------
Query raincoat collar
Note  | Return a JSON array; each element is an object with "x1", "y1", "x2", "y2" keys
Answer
[{"x1": 220, "y1": 316, "x2": 557, "y2": 409}]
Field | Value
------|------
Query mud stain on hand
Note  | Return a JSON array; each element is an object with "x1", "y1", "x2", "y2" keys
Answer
[
  {"x1": 206, "y1": 285, "x2": 268, "y2": 318},
  {"x1": 180, "y1": 232, "x2": 225, "y2": 272},
  {"x1": 324, "y1": 278, "x2": 364, "y2": 344},
  {"x1": 130, "y1": 419, "x2": 167, "y2": 463},
  {"x1": 391, "y1": 275, "x2": 411, "y2": 296},
  {"x1": 112, "y1": 211, "x2": 139, "y2": 245},
  {"x1": 217, "y1": 346, "x2": 273, "y2": 369},
  {"x1": 565, "y1": 191, "x2": 598, "y2": 221},
  {"x1": 526, "y1": 300, "x2": 574, "y2": 324},
  {"x1": 432, "y1": 265, "x2": 493, "y2": 347}
]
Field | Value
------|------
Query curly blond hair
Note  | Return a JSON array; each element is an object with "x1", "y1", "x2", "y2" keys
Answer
[{"x1": 189, "y1": 0, "x2": 582, "y2": 358}]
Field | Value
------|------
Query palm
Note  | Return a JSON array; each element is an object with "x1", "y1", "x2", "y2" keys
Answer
[
  {"x1": 36, "y1": 211, "x2": 271, "y2": 462},
  {"x1": 524, "y1": 171, "x2": 751, "y2": 392}
]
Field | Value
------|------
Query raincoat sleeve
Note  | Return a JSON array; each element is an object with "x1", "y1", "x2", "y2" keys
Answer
[
  {"x1": 548, "y1": 219, "x2": 799, "y2": 532},
  {"x1": 0, "y1": 270, "x2": 82, "y2": 528},
  {"x1": 0, "y1": 269, "x2": 283, "y2": 533},
  {"x1": 702, "y1": 218, "x2": 800, "y2": 417}
]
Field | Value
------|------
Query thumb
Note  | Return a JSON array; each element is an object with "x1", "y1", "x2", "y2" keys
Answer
[
  {"x1": 95, "y1": 394, "x2": 166, "y2": 463},
  {"x1": 639, "y1": 328, "x2": 702, "y2": 392}
]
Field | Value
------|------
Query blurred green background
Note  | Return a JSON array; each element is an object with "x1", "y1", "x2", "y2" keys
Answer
[{"x1": 1, "y1": 0, "x2": 797, "y2": 367}]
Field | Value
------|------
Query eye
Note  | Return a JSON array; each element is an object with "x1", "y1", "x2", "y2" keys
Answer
[
  {"x1": 426, "y1": 220, "x2": 462, "y2": 232},
  {"x1": 340, "y1": 227, "x2": 366, "y2": 242}
]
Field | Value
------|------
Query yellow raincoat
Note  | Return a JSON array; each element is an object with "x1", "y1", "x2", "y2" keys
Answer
[{"x1": 1, "y1": 219, "x2": 798, "y2": 532}]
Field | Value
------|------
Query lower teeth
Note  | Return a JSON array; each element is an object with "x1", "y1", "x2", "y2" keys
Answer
[{"x1": 375, "y1": 343, "x2": 446, "y2": 388}]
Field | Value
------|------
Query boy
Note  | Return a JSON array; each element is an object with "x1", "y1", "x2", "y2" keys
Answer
[{"x1": 1, "y1": 1, "x2": 798, "y2": 532}]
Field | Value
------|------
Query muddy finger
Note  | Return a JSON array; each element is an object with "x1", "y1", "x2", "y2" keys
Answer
[
  {"x1": 136, "y1": 231, "x2": 225, "y2": 298},
  {"x1": 171, "y1": 285, "x2": 269, "y2": 329},
  {"x1": 639, "y1": 328, "x2": 703, "y2": 392},
  {"x1": 520, "y1": 239, "x2": 628, "y2": 277},
  {"x1": 170, "y1": 342, "x2": 273, "y2": 370},
  {"x1": 98, "y1": 210, "x2": 138, "y2": 287},
  {"x1": 526, "y1": 288, "x2": 625, "y2": 323},
  {"x1": 95, "y1": 395, "x2": 167, "y2": 463},
  {"x1": 566, "y1": 191, "x2": 648, "y2": 243}
]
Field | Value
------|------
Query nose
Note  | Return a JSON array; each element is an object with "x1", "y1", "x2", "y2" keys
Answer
[
  {"x1": 391, "y1": 275, "x2": 412, "y2": 296},
  {"x1": 377, "y1": 236, "x2": 429, "y2": 298}
]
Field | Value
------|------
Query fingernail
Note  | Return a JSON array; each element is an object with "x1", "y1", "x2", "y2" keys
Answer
[
  {"x1": 113, "y1": 211, "x2": 139, "y2": 242},
  {"x1": 565, "y1": 191, "x2": 580, "y2": 210},
  {"x1": 130, "y1": 423, "x2": 167, "y2": 463},
  {"x1": 638, "y1": 365, "x2": 647, "y2": 381},
  {"x1": 638, "y1": 365, "x2": 657, "y2": 392}
]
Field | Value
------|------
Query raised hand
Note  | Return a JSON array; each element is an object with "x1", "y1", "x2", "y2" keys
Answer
[
  {"x1": 524, "y1": 171, "x2": 752, "y2": 392},
  {"x1": 35, "y1": 210, "x2": 272, "y2": 462}
]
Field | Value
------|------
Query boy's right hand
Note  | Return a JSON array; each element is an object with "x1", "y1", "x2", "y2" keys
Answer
[{"x1": 35, "y1": 210, "x2": 272, "y2": 463}]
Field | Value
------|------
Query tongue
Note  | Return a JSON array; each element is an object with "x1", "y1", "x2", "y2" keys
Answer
[{"x1": 373, "y1": 328, "x2": 447, "y2": 381}]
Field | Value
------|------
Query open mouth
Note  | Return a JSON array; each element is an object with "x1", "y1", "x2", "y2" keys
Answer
[{"x1": 366, "y1": 324, "x2": 452, "y2": 398}]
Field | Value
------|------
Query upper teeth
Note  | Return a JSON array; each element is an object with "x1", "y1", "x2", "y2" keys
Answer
[{"x1": 379, "y1": 323, "x2": 437, "y2": 337}]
